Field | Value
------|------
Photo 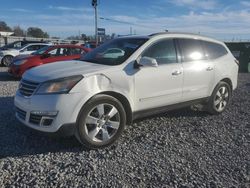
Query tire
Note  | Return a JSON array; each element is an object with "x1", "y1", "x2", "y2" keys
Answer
[
  {"x1": 75, "y1": 94, "x2": 126, "y2": 149},
  {"x1": 206, "y1": 81, "x2": 232, "y2": 115},
  {"x1": 2, "y1": 55, "x2": 14, "y2": 67}
]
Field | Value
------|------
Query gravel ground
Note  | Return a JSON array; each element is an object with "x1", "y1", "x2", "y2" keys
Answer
[{"x1": 0, "y1": 67, "x2": 249, "y2": 187}]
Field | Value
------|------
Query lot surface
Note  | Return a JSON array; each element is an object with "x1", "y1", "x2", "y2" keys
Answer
[{"x1": 0, "y1": 67, "x2": 249, "y2": 187}]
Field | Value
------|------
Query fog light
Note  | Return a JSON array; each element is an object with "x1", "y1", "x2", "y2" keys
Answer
[
  {"x1": 41, "y1": 117, "x2": 54, "y2": 126},
  {"x1": 31, "y1": 111, "x2": 58, "y2": 116}
]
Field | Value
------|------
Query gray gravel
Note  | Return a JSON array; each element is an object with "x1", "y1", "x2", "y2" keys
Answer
[{"x1": 0, "y1": 67, "x2": 249, "y2": 187}]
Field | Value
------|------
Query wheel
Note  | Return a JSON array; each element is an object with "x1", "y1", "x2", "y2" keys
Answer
[
  {"x1": 2, "y1": 55, "x2": 14, "y2": 67},
  {"x1": 75, "y1": 94, "x2": 126, "y2": 149},
  {"x1": 207, "y1": 81, "x2": 232, "y2": 115}
]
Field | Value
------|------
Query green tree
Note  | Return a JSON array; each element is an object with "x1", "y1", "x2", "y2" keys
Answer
[
  {"x1": 27, "y1": 27, "x2": 49, "y2": 38},
  {"x1": 0, "y1": 21, "x2": 12, "y2": 32}
]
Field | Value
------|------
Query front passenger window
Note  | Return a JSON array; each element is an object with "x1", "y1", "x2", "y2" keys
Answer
[{"x1": 142, "y1": 39, "x2": 177, "y2": 65}]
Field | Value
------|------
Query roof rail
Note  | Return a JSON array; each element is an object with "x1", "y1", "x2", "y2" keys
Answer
[{"x1": 148, "y1": 32, "x2": 203, "y2": 37}]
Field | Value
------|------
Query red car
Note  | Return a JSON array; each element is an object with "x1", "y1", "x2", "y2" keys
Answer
[{"x1": 8, "y1": 45, "x2": 90, "y2": 77}]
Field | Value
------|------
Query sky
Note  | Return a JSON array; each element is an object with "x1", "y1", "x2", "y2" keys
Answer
[{"x1": 1, "y1": 0, "x2": 250, "y2": 41}]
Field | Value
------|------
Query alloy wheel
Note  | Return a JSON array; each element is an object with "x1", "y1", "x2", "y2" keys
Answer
[
  {"x1": 84, "y1": 103, "x2": 120, "y2": 143},
  {"x1": 214, "y1": 86, "x2": 229, "y2": 112}
]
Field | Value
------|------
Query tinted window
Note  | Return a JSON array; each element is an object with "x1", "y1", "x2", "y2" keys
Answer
[
  {"x1": 142, "y1": 39, "x2": 177, "y2": 65},
  {"x1": 32, "y1": 45, "x2": 51, "y2": 55},
  {"x1": 178, "y1": 39, "x2": 205, "y2": 62},
  {"x1": 70, "y1": 48, "x2": 85, "y2": 55},
  {"x1": 202, "y1": 41, "x2": 228, "y2": 59},
  {"x1": 48, "y1": 47, "x2": 69, "y2": 56},
  {"x1": 26, "y1": 45, "x2": 45, "y2": 51}
]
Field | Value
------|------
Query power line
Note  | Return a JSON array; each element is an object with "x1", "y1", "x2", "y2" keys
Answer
[{"x1": 99, "y1": 17, "x2": 153, "y2": 29}]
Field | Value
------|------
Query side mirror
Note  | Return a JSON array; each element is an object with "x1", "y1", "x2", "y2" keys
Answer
[{"x1": 138, "y1": 57, "x2": 158, "y2": 67}]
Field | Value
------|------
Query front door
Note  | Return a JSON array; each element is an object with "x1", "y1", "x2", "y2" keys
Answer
[{"x1": 134, "y1": 39, "x2": 183, "y2": 111}]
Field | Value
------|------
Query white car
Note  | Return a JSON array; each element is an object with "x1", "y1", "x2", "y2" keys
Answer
[
  {"x1": 15, "y1": 32, "x2": 239, "y2": 149},
  {"x1": 0, "y1": 43, "x2": 50, "y2": 66}
]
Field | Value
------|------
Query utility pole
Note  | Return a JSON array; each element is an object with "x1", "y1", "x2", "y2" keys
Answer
[{"x1": 92, "y1": 0, "x2": 98, "y2": 46}]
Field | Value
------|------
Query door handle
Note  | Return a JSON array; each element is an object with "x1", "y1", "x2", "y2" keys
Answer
[
  {"x1": 206, "y1": 67, "x2": 213, "y2": 71},
  {"x1": 172, "y1": 70, "x2": 182, "y2": 76}
]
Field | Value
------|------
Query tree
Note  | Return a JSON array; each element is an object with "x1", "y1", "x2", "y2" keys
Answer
[
  {"x1": 0, "y1": 21, "x2": 12, "y2": 32},
  {"x1": 13, "y1": 26, "x2": 25, "y2": 37},
  {"x1": 27, "y1": 27, "x2": 49, "y2": 38}
]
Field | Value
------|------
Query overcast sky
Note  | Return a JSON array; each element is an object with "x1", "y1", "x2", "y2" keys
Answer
[{"x1": 1, "y1": 0, "x2": 250, "y2": 40}]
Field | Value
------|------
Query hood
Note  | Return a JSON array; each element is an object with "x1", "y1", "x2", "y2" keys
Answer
[{"x1": 23, "y1": 60, "x2": 111, "y2": 82}]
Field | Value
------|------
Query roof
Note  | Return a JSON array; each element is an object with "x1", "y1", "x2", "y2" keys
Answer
[
  {"x1": 49, "y1": 44, "x2": 85, "y2": 48},
  {"x1": 148, "y1": 32, "x2": 205, "y2": 37},
  {"x1": 0, "y1": 31, "x2": 14, "y2": 36},
  {"x1": 147, "y1": 32, "x2": 224, "y2": 45},
  {"x1": 118, "y1": 32, "x2": 222, "y2": 44}
]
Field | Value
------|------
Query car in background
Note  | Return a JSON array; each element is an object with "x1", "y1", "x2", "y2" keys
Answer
[
  {"x1": 0, "y1": 43, "x2": 50, "y2": 66},
  {"x1": 0, "y1": 40, "x2": 48, "y2": 51},
  {"x1": 8, "y1": 45, "x2": 88, "y2": 77}
]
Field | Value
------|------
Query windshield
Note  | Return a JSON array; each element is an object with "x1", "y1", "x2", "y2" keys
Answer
[
  {"x1": 81, "y1": 37, "x2": 148, "y2": 65},
  {"x1": 32, "y1": 45, "x2": 51, "y2": 55}
]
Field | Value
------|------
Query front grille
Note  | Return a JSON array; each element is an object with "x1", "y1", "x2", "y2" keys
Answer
[
  {"x1": 29, "y1": 114, "x2": 42, "y2": 125},
  {"x1": 19, "y1": 79, "x2": 40, "y2": 97},
  {"x1": 16, "y1": 107, "x2": 27, "y2": 120}
]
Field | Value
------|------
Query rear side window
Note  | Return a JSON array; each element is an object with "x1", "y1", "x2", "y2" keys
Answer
[
  {"x1": 48, "y1": 47, "x2": 69, "y2": 56},
  {"x1": 70, "y1": 48, "x2": 85, "y2": 55},
  {"x1": 26, "y1": 45, "x2": 38, "y2": 51},
  {"x1": 178, "y1": 39, "x2": 205, "y2": 62},
  {"x1": 202, "y1": 41, "x2": 228, "y2": 59},
  {"x1": 142, "y1": 39, "x2": 177, "y2": 65}
]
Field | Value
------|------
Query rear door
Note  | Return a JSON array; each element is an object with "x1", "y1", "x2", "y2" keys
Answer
[
  {"x1": 178, "y1": 38, "x2": 214, "y2": 101},
  {"x1": 65, "y1": 47, "x2": 86, "y2": 60}
]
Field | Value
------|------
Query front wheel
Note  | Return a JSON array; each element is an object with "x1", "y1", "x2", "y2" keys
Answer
[
  {"x1": 207, "y1": 81, "x2": 232, "y2": 115},
  {"x1": 2, "y1": 55, "x2": 14, "y2": 67},
  {"x1": 75, "y1": 94, "x2": 126, "y2": 149}
]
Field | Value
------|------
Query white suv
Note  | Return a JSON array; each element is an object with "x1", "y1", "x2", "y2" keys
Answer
[{"x1": 15, "y1": 33, "x2": 239, "y2": 149}]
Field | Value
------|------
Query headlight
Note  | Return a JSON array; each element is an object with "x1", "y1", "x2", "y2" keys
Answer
[
  {"x1": 36, "y1": 75, "x2": 83, "y2": 94},
  {"x1": 14, "y1": 60, "x2": 27, "y2": 65}
]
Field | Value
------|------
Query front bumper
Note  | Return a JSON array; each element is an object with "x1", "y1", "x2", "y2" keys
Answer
[
  {"x1": 14, "y1": 91, "x2": 84, "y2": 133},
  {"x1": 8, "y1": 64, "x2": 21, "y2": 77},
  {"x1": 0, "y1": 56, "x2": 3, "y2": 64}
]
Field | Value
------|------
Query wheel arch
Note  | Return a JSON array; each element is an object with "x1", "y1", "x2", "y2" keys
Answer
[
  {"x1": 220, "y1": 78, "x2": 233, "y2": 91},
  {"x1": 1, "y1": 54, "x2": 14, "y2": 65},
  {"x1": 98, "y1": 91, "x2": 133, "y2": 125}
]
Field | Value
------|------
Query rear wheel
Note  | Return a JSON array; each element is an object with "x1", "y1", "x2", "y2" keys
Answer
[
  {"x1": 2, "y1": 55, "x2": 14, "y2": 67},
  {"x1": 207, "y1": 81, "x2": 231, "y2": 115},
  {"x1": 75, "y1": 94, "x2": 126, "y2": 149}
]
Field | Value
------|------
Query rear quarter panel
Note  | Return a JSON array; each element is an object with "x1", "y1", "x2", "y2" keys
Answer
[{"x1": 212, "y1": 53, "x2": 239, "y2": 95}]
